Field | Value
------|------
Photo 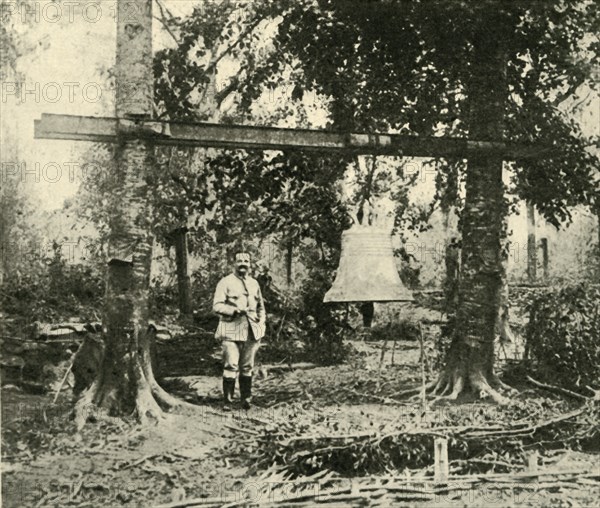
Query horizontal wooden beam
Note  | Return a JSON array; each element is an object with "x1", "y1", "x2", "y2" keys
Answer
[{"x1": 34, "y1": 113, "x2": 550, "y2": 159}]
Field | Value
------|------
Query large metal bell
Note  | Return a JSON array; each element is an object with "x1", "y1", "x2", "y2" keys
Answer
[{"x1": 324, "y1": 225, "x2": 414, "y2": 303}]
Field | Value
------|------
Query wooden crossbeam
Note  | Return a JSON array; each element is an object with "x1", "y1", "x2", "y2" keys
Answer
[{"x1": 34, "y1": 113, "x2": 550, "y2": 160}]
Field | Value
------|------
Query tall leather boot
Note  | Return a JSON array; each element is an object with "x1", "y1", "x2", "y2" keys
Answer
[
  {"x1": 239, "y1": 375, "x2": 253, "y2": 410},
  {"x1": 222, "y1": 377, "x2": 235, "y2": 410}
]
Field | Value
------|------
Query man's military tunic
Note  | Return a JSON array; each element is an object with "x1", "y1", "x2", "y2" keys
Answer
[
  {"x1": 213, "y1": 273, "x2": 266, "y2": 341},
  {"x1": 213, "y1": 272, "x2": 266, "y2": 379}
]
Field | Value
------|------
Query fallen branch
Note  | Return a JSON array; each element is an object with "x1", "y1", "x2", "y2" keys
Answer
[
  {"x1": 340, "y1": 386, "x2": 406, "y2": 405},
  {"x1": 465, "y1": 408, "x2": 585, "y2": 439},
  {"x1": 155, "y1": 468, "x2": 600, "y2": 507},
  {"x1": 259, "y1": 363, "x2": 317, "y2": 373},
  {"x1": 121, "y1": 452, "x2": 163, "y2": 470},
  {"x1": 281, "y1": 430, "x2": 379, "y2": 447},
  {"x1": 249, "y1": 397, "x2": 598, "y2": 479},
  {"x1": 52, "y1": 342, "x2": 83, "y2": 403},
  {"x1": 224, "y1": 423, "x2": 260, "y2": 435},
  {"x1": 526, "y1": 376, "x2": 589, "y2": 401},
  {"x1": 204, "y1": 408, "x2": 273, "y2": 426}
]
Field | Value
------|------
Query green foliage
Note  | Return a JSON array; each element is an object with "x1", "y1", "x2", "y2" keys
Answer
[
  {"x1": 1, "y1": 243, "x2": 104, "y2": 323},
  {"x1": 153, "y1": 0, "x2": 269, "y2": 121},
  {"x1": 245, "y1": 0, "x2": 600, "y2": 225},
  {"x1": 148, "y1": 274, "x2": 179, "y2": 319},
  {"x1": 297, "y1": 263, "x2": 355, "y2": 365},
  {"x1": 151, "y1": 147, "x2": 214, "y2": 252},
  {"x1": 206, "y1": 149, "x2": 351, "y2": 246},
  {"x1": 526, "y1": 282, "x2": 600, "y2": 392},
  {"x1": 0, "y1": 0, "x2": 37, "y2": 81},
  {"x1": 249, "y1": 271, "x2": 306, "y2": 364},
  {"x1": 0, "y1": 180, "x2": 37, "y2": 282}
]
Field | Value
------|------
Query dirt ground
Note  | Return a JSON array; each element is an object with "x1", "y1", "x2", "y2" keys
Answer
[{"x1": 2, "y1": 338, "x2": 599, "y2": 507}]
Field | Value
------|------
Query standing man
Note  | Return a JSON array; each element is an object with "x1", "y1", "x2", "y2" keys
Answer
[{"x1": 213, "y1": 251, "x2": 266, "y2": 410}]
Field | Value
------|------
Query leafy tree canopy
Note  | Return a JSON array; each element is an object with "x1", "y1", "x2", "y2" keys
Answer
[{"x1": 234, "y1": 0, "x2": 600, "y2": 227}]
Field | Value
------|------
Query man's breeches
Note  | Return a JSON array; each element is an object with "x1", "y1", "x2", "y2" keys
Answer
[{"x1": 222, "y1": 340, "x2": 260, "y2": 378}]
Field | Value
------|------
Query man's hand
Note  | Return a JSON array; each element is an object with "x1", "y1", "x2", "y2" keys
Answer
[{"x1": 233, "y1": 308, "x2": 247, "y2": 317}]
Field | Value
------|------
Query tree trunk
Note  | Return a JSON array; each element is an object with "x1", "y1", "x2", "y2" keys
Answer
[
  {"x1": 75, "y1": 0, "x2": 184, "y2": 427},
  {"x1": 540, "y1": 238, "x2": 549, "y2": 279},
  {"x1": 596, "y1": 206, "x2": 600, "y2": 258},
  {"x1": 428, "y1": 15, "x2": 513, "y2": 403},
  {"x1": 285, "y1": 239, "x2": 293, "y2": 288},
  {"x1": 171, "y1": 69, "x2": 219, "y2": 310},
  {"x1": 173, "y1": 227, "x2": 192, "y2": 315},
  {"x1": 527, "y1": 202, "x2": 537, "y2": 282}
]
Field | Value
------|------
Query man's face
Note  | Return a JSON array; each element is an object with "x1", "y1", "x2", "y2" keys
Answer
[{"x1": 234, "y1": 252, "x2": 251, "y2": 276}]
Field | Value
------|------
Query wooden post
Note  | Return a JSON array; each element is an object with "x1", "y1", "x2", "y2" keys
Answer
[
  {"x1": 527, "y1": 202, "x2": 537, "y2": 282},
  {"x1": 418, "y1": 322, "x2": 427, "y2": 415},
  {"x1": 434, "y1": 437, "x2": 449, "y2": 485},
  {"x1": 34, "y1": 113, "x2": 551, "y2": 160},
  {"x1": 525, "y1": 451, "x2": 539, "y2": 473},
  {"x1": 540, "y1": 237, "x2": 549, "y2": 279}
]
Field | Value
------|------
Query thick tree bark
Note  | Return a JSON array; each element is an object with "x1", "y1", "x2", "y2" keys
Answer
[
  {"x1": 427, "y1": 15, "x2": 513, "y2": 403},
  {"x1": 75, "y1": 140, "x2": 175, "y2": 426},
  {"x1": 75, "y1": 0, "x2": 185, "y2": 427}
]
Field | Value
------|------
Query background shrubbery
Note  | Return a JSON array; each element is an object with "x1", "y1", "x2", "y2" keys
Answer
[
  {"x1": 1, "y1": 242, "x2": 103, "y2": 324},
  {"x1": 526, "y1": 282, "x2": 600, "y2": 393},
  {"x1": 5, "y1": 235, "x2": 599, "y2": 378}
]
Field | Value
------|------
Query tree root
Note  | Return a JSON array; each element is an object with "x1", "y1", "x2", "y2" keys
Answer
[
  {"x1": 407, "y1": 371, "x2": 452, "y2": 402},
  {"x1": 405, "y1": 368, "x2": 515, "y2": 406},
  {"x1": 431, "y1": 371, "x2": 449, "y2": 395},
  {"x1": 134, "y1": 362, "x2": 165, "y2": 424},
  {"x1": 442, "y1": 373, "x2": 465, "y2": 401},
  {"x1": 150, "y1": 380, "x2": 198, "y2": 411},
  {"x1": 136, "y1": 386, "x2": 165, "y2": 425},
  {"x1": 398, "y1": 379, "x2": 438, "y2": 399},
  {"x1": 73, "y1": 352, "x2": 200, "y2": 429},
  {"x1": 142, "y1": 353, "x2": 199, "y2": 412},
  {"x1": 491, "y1": 374, "x2": 519, "y2": 396},
  {"x1": 421, "y1": 372, "x2": 465, "y2": 404},
  {"x1": 470, "y1": 372, "x2": 510, "y2": 405}
]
